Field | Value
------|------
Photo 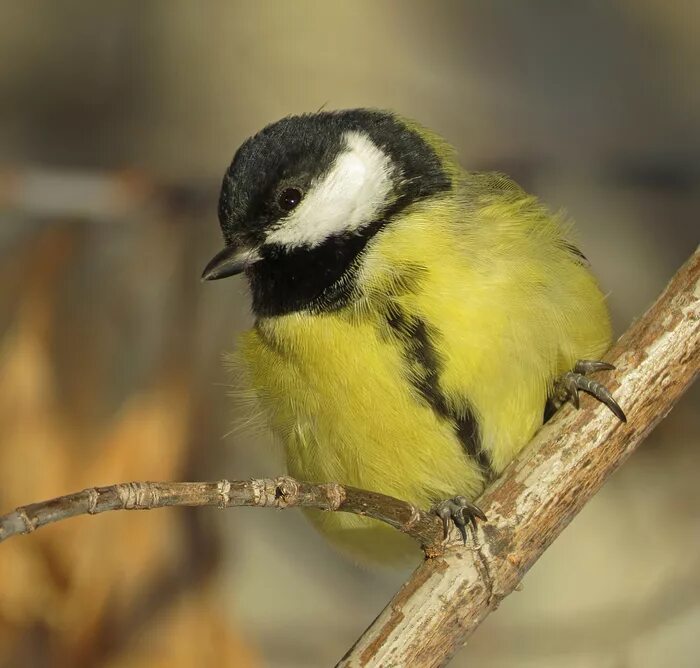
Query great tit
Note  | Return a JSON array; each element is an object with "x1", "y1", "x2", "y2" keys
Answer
[{"x1": 203, "y1": 109, "x2": 624, "y2": 562}]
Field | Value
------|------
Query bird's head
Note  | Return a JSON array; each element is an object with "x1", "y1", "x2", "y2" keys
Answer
[{"x1": 202, "y1": 109, "x2": 452, "y2": 316}]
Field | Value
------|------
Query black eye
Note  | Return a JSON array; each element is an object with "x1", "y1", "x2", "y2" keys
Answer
[{"x1": 278, "y1": 187, "x2": 303, "y2": 212}]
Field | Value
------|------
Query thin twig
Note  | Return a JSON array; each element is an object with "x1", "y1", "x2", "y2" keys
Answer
[
  {"x1": 339, "y1": 246, "x2": 700, "y2": 667},
  {"x1": 0, "y1": 477, "x2": 443, "y2": 549}
]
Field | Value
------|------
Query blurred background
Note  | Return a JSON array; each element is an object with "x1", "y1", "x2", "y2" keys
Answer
[{"x1": 0, "y1": 2, "x2": 698, "y2": 667}]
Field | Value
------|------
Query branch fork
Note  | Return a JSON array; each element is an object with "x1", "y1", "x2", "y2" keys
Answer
[{"x1": 1, "y1": 247, "x2": 698, "y2": 667}]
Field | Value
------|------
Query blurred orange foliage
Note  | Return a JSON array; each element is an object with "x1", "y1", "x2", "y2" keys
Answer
[{"x1": 0, "y1": 224, "x2": 258, "y2": 667}]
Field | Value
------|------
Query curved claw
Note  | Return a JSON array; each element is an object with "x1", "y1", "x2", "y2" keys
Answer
[
  {"x1": 574, "y1": 360, "x2": 616, "y2": 374},
  {"x1": 575, "y1": 375, "x2": 627, "y2": 423},
  {"x1": 560, "y1": 367, "x2": 627, "y2": 423},
  {"x1": 435, "y1": 496, "x2": 487, "y2": 544}
]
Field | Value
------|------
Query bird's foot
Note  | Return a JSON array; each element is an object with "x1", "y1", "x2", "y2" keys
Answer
[
  {"x1": 434, "y1": 496, "x2": 487, "y2": 545},
  {"x1": 553, "y1": 359, "x2": 626, "y2": 422}
]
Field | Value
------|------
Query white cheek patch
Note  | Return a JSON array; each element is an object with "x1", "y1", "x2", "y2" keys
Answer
[{"x1": 265, "y1": 131, "x2": 393, "y2": 248}]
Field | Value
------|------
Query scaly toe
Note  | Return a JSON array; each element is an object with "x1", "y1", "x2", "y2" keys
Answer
[
  {"x1": 574, "y1": 360, "x2": 616, "y2": 375},
  {"x1": 558, "y1": 360, "x2": 627, "y2": 423},
  {"x1": 435, "y1": 496, "x2": 487, "y2": 545}
]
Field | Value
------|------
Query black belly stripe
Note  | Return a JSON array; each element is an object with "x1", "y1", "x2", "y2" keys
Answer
[
  {"x1": 383, "y1": 303, "x2": 494, "y2": 478},
  {"x1": 455, "y1": 413, "x2": 492, "y2": 476}
]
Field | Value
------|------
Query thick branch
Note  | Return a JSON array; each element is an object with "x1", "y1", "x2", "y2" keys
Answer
[
  {"x1": 0, "y1": 477, "x2": 444, "y2": 548},
  {"x1": 339, "y1": 246, "x2": 700, "y2": 667}
]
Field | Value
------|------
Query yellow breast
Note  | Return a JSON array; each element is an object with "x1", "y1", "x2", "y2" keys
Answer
[
  {"x1": 239, "y1": 309, "x2": 486, "y2": 498},
  {"x1": 235, "y1": 193, "x2": 612, "y2": 562},
  {"x1": 238, "y1": 309, "x2": 485, "y2": 562}
]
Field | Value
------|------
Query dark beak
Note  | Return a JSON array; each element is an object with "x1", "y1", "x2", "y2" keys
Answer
[{"x1": 201, "y1": 245, "x2": 261, "y2": 281}]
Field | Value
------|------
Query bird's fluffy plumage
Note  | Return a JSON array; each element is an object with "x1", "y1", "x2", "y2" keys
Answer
[{"x1": 212, "y1": 110, "x2": 612, "y2": 562}]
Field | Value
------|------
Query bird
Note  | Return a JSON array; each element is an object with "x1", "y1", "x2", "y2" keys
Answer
[{"x1": 202, "y1": 109, "x2": 625, "y2": 563}]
